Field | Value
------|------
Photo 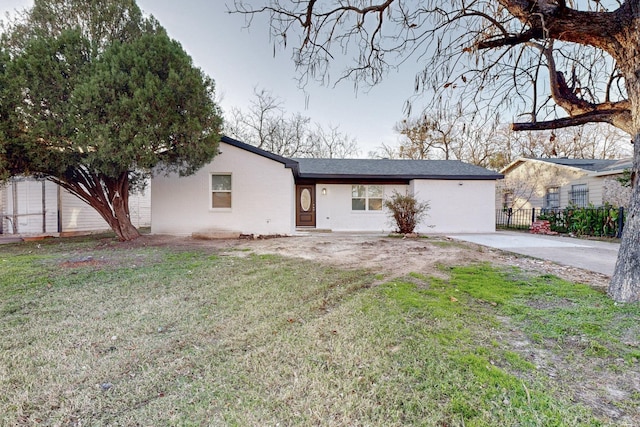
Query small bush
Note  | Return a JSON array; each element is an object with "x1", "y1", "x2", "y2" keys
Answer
[{"x1": 384, "y1": 191, "x2": 430, "y2": 234}]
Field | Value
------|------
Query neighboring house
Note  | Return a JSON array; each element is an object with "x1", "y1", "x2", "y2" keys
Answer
[
  {"x1": 498, "y1": 157, "x2": 631, "y2": 211},
  {"x1": 0, "y1": 177, "x2": 151, "y2": 235},
  {"x1": 151, "y1": 136, "x2": 503, "y2": 236}
]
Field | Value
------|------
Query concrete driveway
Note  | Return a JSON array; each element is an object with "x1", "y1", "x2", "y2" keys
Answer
[{"x1": 448, "y1": 231, "x2": 620, "y2": 276}]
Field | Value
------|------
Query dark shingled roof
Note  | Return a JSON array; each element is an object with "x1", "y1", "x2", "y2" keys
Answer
[
  {"x1": 531, "y1": 158, "x2": 619, "y2": 172},
  {"x1": 594, "y1": 158, "x2": 633, "y2": 173},
  {"x1": 294, "y1": 158, "x2": 503, "y2": 180},
  {"x1": 221, "y1": 136, "x2": 503, "y2": 180}
]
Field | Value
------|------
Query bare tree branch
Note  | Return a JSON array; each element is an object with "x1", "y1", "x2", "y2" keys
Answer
[{"x1": 512, "y1": 109, "x2": 633, "y2": 131}]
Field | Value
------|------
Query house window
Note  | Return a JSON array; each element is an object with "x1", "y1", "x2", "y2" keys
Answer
[
  {"x1": 570, "y1": 184, "x2": 588, "y2": 207},
  {"x1": 211, "y1": 174, "x2": 231, "y2": 208},
  {"x1": 502, "y1": 190, "x2": 514, "y2": 209},
  {"x1": 352, "y1": 185, "x2": 383, "y2": 211},
  {"x1": 545, "y1": 187, "x2": 560, "y2": 209}
]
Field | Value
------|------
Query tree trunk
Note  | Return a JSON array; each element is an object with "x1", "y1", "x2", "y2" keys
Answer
[
  {"x1": 54, "y1": 171, "x2": 141, "y2": 242},
  {"x1": 109, "y1": 184, "x2": 141, "y2": 241},
  {"x1": 608, "y1": 45, "x2": 640, "y2": 302},
  {"x1": 99, "y1": 173, "x2": 141, "y2": 241},
  {"x1": 88, "y1": 197, "x2": 141, "y2": 241},
  {"x1": 608, "y1": 132, "x2": 640, "y2": 302}
]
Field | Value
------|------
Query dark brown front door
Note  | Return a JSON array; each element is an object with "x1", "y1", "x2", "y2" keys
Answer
[{"x1": 296, "y1": 185, "x2": 316, "y2": 227}]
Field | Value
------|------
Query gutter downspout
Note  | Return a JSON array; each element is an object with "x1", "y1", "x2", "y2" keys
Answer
[
  {"x1": 42, "y1": 180, "x2": 46, "y2": 233},
  {"x1": 57, "y1": 185, "x2": 62, "y2": 233},
  {"x1": 11, "y1": 181, "x2": 18, "y2": 234}
]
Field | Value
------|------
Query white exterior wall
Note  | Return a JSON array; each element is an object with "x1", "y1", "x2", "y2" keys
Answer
[
  {"x1": 411, "y1": 179, "x2": 497, "y2": 233},
  {"x1": 314, "y1": 180, "x2": 496, "y2": 233},
  {"x1": 151, "y1": 142, "x2": 295, "y2": 236},
  {"x1": 315, "y1": 184, "x2": 408, "y2": 232}
]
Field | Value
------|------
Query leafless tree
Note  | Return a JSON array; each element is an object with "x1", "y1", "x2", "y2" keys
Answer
[
  {"x1": 548, "y1": 126, "x2": 632, "y2": 159},
  {"x1": 489, "y1": 124, "x2": 632, "y2": 168},
  {"x1": 225, "y1": 88, "x2": 359, "y2": 158},
  {"x1": 225, "y1": 88, "x2": 312, "y2": 157},
  {"x1": 392, "y1": 116, "x2": 437, "y2": 160},
  {"x1": 385, "y1": 109, "x2": 503, "y2": 167},
  {"x1": 307, "y1": 124, "x2": 359, "y2": 158},
  {"x1": 392, "y1": 112, "x2": 459, "y2": 160},
  {"x1": 368, "y1": 142, "x2": 400, "y2": 159},
  {"x1": 382, "y1": 113, "x2": 631, "y2": 169},
  {"x1": 232, "y1": 0, "x2": 640, "y2": 301},
  {"x1": 455, "y1": 125, "x2": 502, "y2": 168}
]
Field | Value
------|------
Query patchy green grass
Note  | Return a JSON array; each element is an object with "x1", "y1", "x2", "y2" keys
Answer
[
  {"x1": 446, "y1": 264, "x2": 639, "y2": 360},
  {"x1": 427, "y1": 239, "x2": 471, "y2": 249},
  {"x1": 0, "y1": 238, "x2": 638, "y2": 426}
]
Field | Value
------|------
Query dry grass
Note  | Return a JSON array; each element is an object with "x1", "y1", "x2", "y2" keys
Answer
[{"x1": 0, "y1": 237, "x2": 638, "y2": 426}]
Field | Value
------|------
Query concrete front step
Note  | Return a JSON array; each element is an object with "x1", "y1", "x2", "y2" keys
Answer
[{"x1": 192, "y1": 230, "x2": 242, "y2": 240}]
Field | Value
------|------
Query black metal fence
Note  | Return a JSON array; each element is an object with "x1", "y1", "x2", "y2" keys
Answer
[
  {"x1": 496, "y1": 208, "x2": 537, "y2": 230},
  {"x1": 497, "y1": 206, "x2": 626, "y2": 238}
]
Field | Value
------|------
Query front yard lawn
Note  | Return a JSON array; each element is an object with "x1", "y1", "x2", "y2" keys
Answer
[{"x1": 1, "y1": 237, "x2": 638, "y2": 426}]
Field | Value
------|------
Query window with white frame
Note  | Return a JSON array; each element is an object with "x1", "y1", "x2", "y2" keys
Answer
[
  {"x1": 545, "y1": 187, "x2": 560, "y2": 209},
  {"x1": 352, "y1": 185, "x2": 383, "y2": 211},
  {"x1": 211, "y1": 174, "x2": 231, "y2": 208},
  {"x1": 570, "y1": 183, "x2": 588, "y2": 207}
]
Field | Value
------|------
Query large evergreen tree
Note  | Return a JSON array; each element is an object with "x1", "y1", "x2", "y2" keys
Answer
[{"x1": 0, "y1": 0, "x2": 222, "y2": 240}]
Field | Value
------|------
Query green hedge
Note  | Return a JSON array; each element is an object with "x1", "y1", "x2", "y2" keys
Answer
[{"x1": 537, "y1": 204, "x2": 623, "y2": 237}]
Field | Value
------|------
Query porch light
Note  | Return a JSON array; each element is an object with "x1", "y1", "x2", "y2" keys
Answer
[{"x1": 322, "y1": 188, "x2": 327, "y2": 195}]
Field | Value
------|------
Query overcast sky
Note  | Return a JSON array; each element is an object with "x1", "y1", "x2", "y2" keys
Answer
[{"x1": 1, "y1": 0, "x2": 431, "y2": 157}]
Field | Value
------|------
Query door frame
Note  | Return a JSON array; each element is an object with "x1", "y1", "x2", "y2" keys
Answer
[{"x1": 295, "y1": 184, "x2": 316, "y2": 227}]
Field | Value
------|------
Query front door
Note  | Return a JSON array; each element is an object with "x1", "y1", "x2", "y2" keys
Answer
[{"x1": 296, "y1": 185, "x2": 316, "y2": 227}]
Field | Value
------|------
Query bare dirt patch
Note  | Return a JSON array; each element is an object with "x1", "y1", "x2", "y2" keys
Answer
[
  {"x1": 59, "y1": 257, "x2": 105, "y2": 269},
  {"x1": 127, "y1": 232, "x2": 611, "y2": 288}
]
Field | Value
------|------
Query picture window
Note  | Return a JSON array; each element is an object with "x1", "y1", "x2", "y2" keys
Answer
[{"x1": 352, "y1": 185, "x2": 383, "y2": 211}]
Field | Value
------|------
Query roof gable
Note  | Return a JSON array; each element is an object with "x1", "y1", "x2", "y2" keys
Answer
[{"x1": 220, "y1": 136, "x2": 299, "y2": 170}]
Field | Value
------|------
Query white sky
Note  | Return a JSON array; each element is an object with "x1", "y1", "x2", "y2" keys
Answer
[{"x1": 1, "y1": 0, "x2": 429, "y2": 157}]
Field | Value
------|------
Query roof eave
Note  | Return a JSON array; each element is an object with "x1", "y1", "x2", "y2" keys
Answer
[
  {"x1": 590, "y1": 169, "x2": 627, "y2": 177},
  {"x1": 500, "y1": 157, "x2": 597, "y2": 174},
  {"x1": 298, "y1": 173, "x2": 503, "y2": 180},
  {"x1": 499, "y1": 158, "x2": 527, "y2": 174}
]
